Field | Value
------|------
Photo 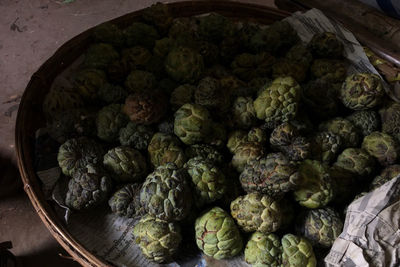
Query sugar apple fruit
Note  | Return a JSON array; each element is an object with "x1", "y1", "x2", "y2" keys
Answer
[
  {"x1": 195, "y1": 207, "x2": 243, "y2": 260},
  {"x1": 230, "y1": 192, "x2": 283, "y2": 233},
  {"x1": 244, "y1": 232, "x2": 282, "y2": 267},
  {"x1": 133, "y1": 215, "x2": 181, "y2": 263},
  {"x1": 139, "y1": 163, "x2": 192, "y2": 222},
  {"x1": 254, "y1": 76, "x2": 301, "y2": 123},
  {"x1": 57, "y1": 137, "x2": 104, "y2": 177},
  {"x1": 281, "y1": 234, "x2": 316, "y2": 267},
  {"x1": 240, "y1": 153, "x2": 300, "y2": 197},
  {"x1": 147, "y1": 132, "x2": 186, "y2": 168},
  {"x1": 65, "y1": 163, "x2": 113, "y2": 210},
  {"x1": 103, "y1": 146, "x2": 147, "y2": 183}
]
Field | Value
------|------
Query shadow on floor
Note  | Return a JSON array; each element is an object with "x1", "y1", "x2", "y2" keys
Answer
[
  {"x1": 0, "y1": 151, "x2": 22, "y2": 198},
  {"x1": 0, "y1": 151, "x2": 80, "y2": 267},
  {"x1": 16, "y1": 244, "x2": 81, "y2": 267}
]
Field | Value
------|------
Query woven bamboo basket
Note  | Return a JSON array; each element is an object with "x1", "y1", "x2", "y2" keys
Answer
[
  {"x1": 15, "y1": 2, "x2": 290, "y2": 266},
  {"x1": 14, "y1": 1, "x2": 397, "y2": 266}
]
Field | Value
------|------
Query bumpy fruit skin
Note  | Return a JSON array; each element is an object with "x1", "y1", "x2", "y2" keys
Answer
[
  {"x1": 195, "y1": 40, "x2": 220, "y2": 67},
  {"x1": 93, "y1": 23, "x2": 125, "y2": 47},
  {"x1": 83, "y1": 43, "x2": 119, "y2": 70},
  {"x1": 174, "y1": 103, "x2": 212, "y2": 145},
  {"x1": 108, "y1": 183, "x2": 141, "y2": 218},
  {"x1": 346, "y1": 110, "x2": 381, "y2": 137},
  {"x1": 103, "y1": 146, "x2": 147, "y2": 183},
  {"x1": 231, "y1": 192, "x2": 282, "y2": 233},
  {"x1": 249, "y1": 26, "x2": 279, "y2": 53},
  {"x1": 362, "y1": 132, "x2": 399, "y2": 166},
  {"x1": 334, "y1": 148, "x2": 376, "y2": 177},
  {"x1": 272, "y1": 21, "x2": 300, "y2": 49},
  {"x1": 43, "y1": 87, "x2": 84, "y2": 120},
  {"x1": 96, "y1": 104, "x2": 129, "y2": 142},
  {"x1": 270, "y1": 122, "x2": 310, "y2": 161},
  {"x1": 380, "y1": 101, "x2": 400, "y2": 140},
  {"x1": 248, "y1": 127, "x2": 268, "y2": 145},
  {"x1": 124, "y1": 70, "x2": 157, "y2": 93},
  {"x1": 123, "y1": 91, "x2": 167, "y2": 125},
  {"x1": 340, "y1": 73, "x2": 384, "y2": 110},
  {"x1": 244, "y1": 232, "x2": 282, "y2": 267},
  {"x1": 237, "y1": 22, "x2": 259, "y2": 50},
  {"x1": 185, "y1": 144, "x2": 224, "y2": 165},
  {"x1": 165, "y1": 47, "x2": 204, "y2": 84},
  {"x1": 47, "y1": 108, "x2": 97, "y2": 143},
  {"x1": 319, "y1": 117, "x2": 360, "y2": 148},
  {"x1": 185, "y1": 157, "x2": 226, "y2": 206},
  {"x1": 232, "y1": 142, "x2": 264, "y2": 172},
  {"x1": 310, "y1": 59, "x2": 346, "y2": 83},
  {"x1": 141, "y1": 2, "x2": 173, "y2": 34},
  {"x1": 121, "y1": 46, "x2": 152, "y2": 70},
  {"x1": 221, "y1": 75, "x2": 250, "y2": 98},
  {"x1": 302, "y1": 79, "x2": 339, "y2": 119},
  {"x1": 97, "y1": 83, "x2": 128, "y2": 104},
  {"x1": 65, "y1": 164, "x2": 113, "y2": 210},
  {"x1": 294, "y1": 160, "x2": 333, "y2": 209},
  {"x1": 272, "y1": 59, "x2": 307, "y2": 83},
  {"x1": 107, "y1": 59, "x2": 130, "y2": 84},
  {"x1": 123, "y1": 22, "x2": 159, "y2": 49},
  {"x1": 297, "y1": 207, "x2": 343, "y2": 248},
  {"x1": 195, "y1": 77, "x2": 227, "y2": 111},
  {"x1": 170, "y1": 84, "x2": 195, "y2": 111},
  {"x1": 153, "y1": 37, "x2": 175, "y2": 59},
  {"x1": 119, "y1": 122, "x2": 154, "y2": 150},
  {"x1": 133, "y1": 215, "x2": 181, "y2": 263},
  {"x1": 168, "y1": 17, "x2": 198, "y2": 40},
  {"x1": 140, "y1": 163, "x2": 191, "y2": 222},
  {"x1": 281, "y1": 234, "x2": 317, "y2": 267},
  {"x1": 148, "y1": 133, "x2": 186, "y2": 168},
  {"x1": 308, "y1": 32, "x2": 343, "y2": 58},
  {"x1": 195, "y1": 207, "x2": 243, "y2": 260},
  {"x1": 231, "y1": 52, "x2": 275, "y2": 81},
  {"x1": 74, "y1": 69, "x2": 107, "y2": 100},
  {"x1": 249, "y1": 21, "x2": 299, "y2": 53},
  {"x1": 254, "y1": 77, "x2": 301, "y2": 123},
  {"x1": 285, "y1": 43, "x2": 313, "y2": 68},
  {"x1": 57, "y1": 137, "x2": 104, "y2": 177},
  {"x1": 198, "y1": 13, "x2": 234, "y2": 43},
  {"x1": 226, "y1": 130, "x2": 248, "y2": 154},
  {"x1": 311, "y1": 132, "x2": 342, "y2": 164},
  {"x1": 370, "y1": 164, "x2": 400, "y2": 190},
  {"x1": 240, "y1": 153, "x2": 300, "y2": 197},
  {"x1": 231, "y1": 96, "x2": 257, "y2": 129}
]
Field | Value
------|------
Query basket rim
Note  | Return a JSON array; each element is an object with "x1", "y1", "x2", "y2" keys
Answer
[{"x1": 15, "y1": 1, "x2": 289, "y2": 266}]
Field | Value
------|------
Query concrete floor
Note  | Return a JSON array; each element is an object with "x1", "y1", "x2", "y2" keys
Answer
[{"x1": 0, "y1": 0, "x2": 275, "y2": 266}]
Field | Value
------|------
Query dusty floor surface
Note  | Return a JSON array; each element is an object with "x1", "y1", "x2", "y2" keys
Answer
[{"x1": 0, "y1": 0, "x2": 275, "y2": 266}]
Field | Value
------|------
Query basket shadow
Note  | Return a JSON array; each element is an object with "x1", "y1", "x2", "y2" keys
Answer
[
  {"x1": 0, "y1": 151, "x2": 22, "y2": 198},
  {"x1": 16, "y1": 244, "x2": 81, "y2": 267}
]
